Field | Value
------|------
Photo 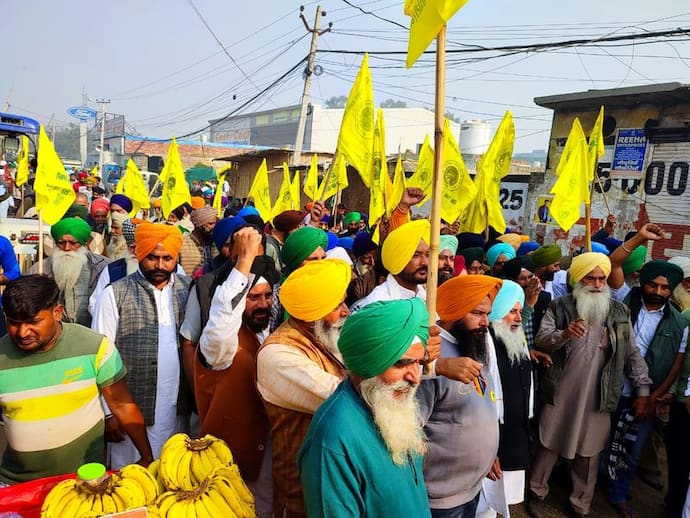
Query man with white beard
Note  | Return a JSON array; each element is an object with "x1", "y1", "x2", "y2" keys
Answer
[
  {"x1": 257, "y1": 259, "x2": 352, "y2": 518},
  {"x1": 30, "y1": 217, "x2": 110, "y2": 326},
  {"x1": 529, "y1": 252, "x2": 652, "y2": 517},
  {"x1": 669, "y1": 256, "x2": 690, "y2": 321},
  {"x1": 299, "y1": 298, "x2": 433, "y2": 517}
]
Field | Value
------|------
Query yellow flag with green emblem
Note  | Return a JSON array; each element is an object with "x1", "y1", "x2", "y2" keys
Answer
[
  {"x1": 247, "y1": 158, "x2": 272, "y2": 221},
  {"x1": 404, "y1": 0, "x2": 470, "y2": 68},
  {"x1": 585, "y1": 105, "x2": 605, "y2": 203},
  {"x1": 159, "y1": 137, "x2": 191, "y2": 219},
  {"x1": 303, "y1": 154, "x2": 320, "y2": 201},
  {"x1": 388, "y1": 155, "x2": 406, "y2": 217},
  {"x1": 213, "y1": 166, "x2": 230, "y2": 217},
  {"x1": 117, "y1": 159, "x2": 150, "y2": 216},
  {"x1": 550, "y1": 118, "x2": 588, "y2": 231},
  {"x1": 407, "y1": 135, "x2": 434, "y2": 203},
  {"x1": 15, "y1": 135, "x2": 30, "y2": 187},
  {"x1": 319, "y1": 152, "x2": 349, "y2": 201},
  {"x1": 290, "y1": 165, "x2": 301, "y2": 208},
  {"x1": 368, "y1": 109, "x2": 389, "y2": 226},
  {"x1": 337, "y1": 54, "x2": 374, "y2": 187},
  {"x1": 34, "y1": 125, "x2": 76, "y2": 225},
  {"x1": 441, "y1": 118, "x2": 476, "y2": 224},
  {"x1": 273, "y1": 163, "x2": 300, "y2": 218}
]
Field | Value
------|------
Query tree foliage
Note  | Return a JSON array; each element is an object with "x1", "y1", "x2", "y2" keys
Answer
[
  {"x1": 325, "y1": 95, "x2": 347, "y2": 108},
  {"x1": 444, "y1": 111, "x2": 460, "y2": 123},
  {"x1": 53, "y1": 123, "x2": 81, "y2": 160},
  {"x1": 380, "y1": 98, "x2": 407, "y2": 108}
]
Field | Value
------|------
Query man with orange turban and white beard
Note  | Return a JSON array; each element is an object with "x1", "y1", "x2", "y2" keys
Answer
[
  {"x1": 528, "y1": 252, "x2": 652, "y2": 517},
  {"x1": 92, "y1": 222, "x2": 191, "y2": 468}
]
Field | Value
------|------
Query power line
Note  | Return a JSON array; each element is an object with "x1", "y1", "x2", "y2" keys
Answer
[{"x1": 339, "y1": 0, "x2": 406, "y2": 29}]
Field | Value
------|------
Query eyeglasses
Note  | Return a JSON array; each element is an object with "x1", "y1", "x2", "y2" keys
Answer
[{"x1": 393, "y1": 351, "x2": 430, "y2": 368}]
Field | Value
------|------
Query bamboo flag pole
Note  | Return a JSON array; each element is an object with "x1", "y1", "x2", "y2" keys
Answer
[
  {"x1": 426, "y1": 25, "x2": 446, "y2": 325},
  {"x1": 38, "y1": 210, "x2": 44, "y2": 274},
  {"x1": 584, "y1": 182, "x2": 595, "y2": 252}
]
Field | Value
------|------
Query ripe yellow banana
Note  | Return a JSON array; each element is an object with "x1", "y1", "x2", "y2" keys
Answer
[
  {"x1": 40, "y1": 479, "x2": 78, "y2": 518},
  {"x1": 120, "y1": 463, "x2": 159, "y2": 503},
  {"x1": 159, "y1": 441, "x2": 188, "y2": 490},
  {"x1": 207, "y1": 436, "x2": 233, "y2": 465},
  {"x1": 108, "y1": 487, "x2": 129, "y2": 512},
  {"x1": 213, "y1": 477, "x2": 254, "y2": 518},
  {"x1": 156, "y1": 490, "x2": 180, "y2": 517},
  {"x1": 148, "y1": 458, "x2": 161, "y2": 478},
  {"x1": 99, "y1": 491, "x2": 120, "y2": 514},
  {"x1": 189, "y1": 451, "x2": 210, "y2": 485},
  {"x1": 204, "y1": 486, "x2": 238, "y2": 517},
  {"x1": 113, "y1": 476, "x2": 148, "y2": 508},
  {"x1": 174, "y1": 449, "x2": 196, "y2": 490},
  {"x1": 225, "y1": 463, "x2": 255, "y2": 506}
]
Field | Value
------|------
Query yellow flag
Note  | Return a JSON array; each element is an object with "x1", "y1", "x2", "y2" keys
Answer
[
  {"x1": 320, "y1": 152, "x2": 349, "y2": 201},
  {"x1": 337, "y1": 54, "x2": 374, "y2": 187},
  {"x1": 405, "y1": 0, "x2": 470, "y2": 68},
  {"x1": 441, "y1": 119, "x2": 476, "y2": 223},
  {"x1": 368, "y1": 109, "x2": 390, "y2": 226},
  {"x1": 549, "y1": 118, "x2": 588, "y2": 231},
  {"x1": 34, "y1": 125, "x2": 76, "y2": 225},
  {"x1": 118, "y1": 159, "x2": 151, "y2": 216},
  {"x1": 247, "y1": 158, "x2": 272, "y2": 221},
  {"x1": 159, "y1": 137, "x2": 191, "y2": 219},
  {"x1": 388, "y1": 155, "x2": 406, "y2": 217},
  {"x1": 463, "y1": 111, "x2": 515, "y2": 234},
  {"x1": 90, "y1": 165, "x2": 98, "y2": 177},
  {"x1": 272, "y1": 163, "x2": 300, "y2": 219},
  {"x1": 290, "y1": 165, "x2": 301, "y2": 209},
  {"x1": 585, "y1": 105, "x2": 605, "y2": 203},
  {"x1": 15, "y1": 135, "x2": 30, "y2": 187},
  {"x1": 407, "y1": 135, "x2": 434, "y2": 203},
  {"x1": 213, "y1": 167, "x2": 230, "y2": 217},
  {"x1": 303, "y1": 154, "x2": 320, "y2": 201}
]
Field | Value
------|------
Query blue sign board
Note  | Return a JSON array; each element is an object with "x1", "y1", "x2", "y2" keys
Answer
[
  {"x1": 67, "y1": 106, "x2": 97, "y2": 121},
  {"x1": 612, "y1": 128, "x2": 647, "y2": 173}
]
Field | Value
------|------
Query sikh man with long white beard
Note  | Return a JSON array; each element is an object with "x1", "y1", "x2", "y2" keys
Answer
[
  {"x1": 299, "y1": 298, "x2": 433, "y2": 517},
  {"x1": 29, "y1": 217, "x2": 111, "y2": 327},
  {"x1": 256, "y1": 259, "x2": 352, "y2": 518},
  {"x1": 529, "y1": 252, "x2": 652, "y2": 517}
]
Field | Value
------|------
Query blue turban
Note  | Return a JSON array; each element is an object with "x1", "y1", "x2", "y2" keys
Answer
[
  {"x1": 110, "y1": 194, "x2": 133, "y2": 213},
  {"x1": 517, "y1": 241, "x2": 540, "y2": 257},
  {"x1": 486, "y1": 243, "x2": 517, "y2": 268},
  {"x1": 212, "y1": 216, "x2": 246, "y2": 251},
  {"x1": 591, "y1": 242, "x2": 610, "y2": 255},
  {"x1": 440, "y1": 235, "x2": 459, "y2": 255},
  {"x1": 338, "y1": 236, "x2": 354, "y2": 252},
  {"x1": 352, "y1": 231, "x2": 377, "y2": 258},
  {"x1": 326, "y1": 231, "x2": 339, "y2": 251},
  {"x1": 458, "y1": 232, "x2": 485, "y2": 250},
  {"x1": 489, "y1": 280, "x2": 525, "y2": 322}
]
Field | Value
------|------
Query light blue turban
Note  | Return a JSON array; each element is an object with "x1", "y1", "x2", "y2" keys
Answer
[
  {"x1": 489, "y1": 280, "x2": 525, "y2": 322},
  {"x1": 440, "y1": 235, "x2": 459, "y2": 255},
  {"x1": 486, "y1": 243, "x2": 517, "y2": 268}
]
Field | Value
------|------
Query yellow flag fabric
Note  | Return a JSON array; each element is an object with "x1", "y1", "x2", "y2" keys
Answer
[
  {"x1": 405, "y1": 0, "x2": 470, "y2": 68},
  {"x1": 247, "y1": 158, "x2": 272, "y2": 221},
  {"x1": 320, "y1": 152, "x2": 349, "y2": 201},
  {"x1": 369, "y1": 109, "x2": 389, "y2": 226},
  {"x1": 388, "y1": 155, "x2": 406, "y2": 217},
  {"x1": 213, "y1": 167, "x2": 230, "y2": 217},
  {"x1": 15, "y1": 135, "x2": 30, "y2": 187},
  {"x1": 90, "y1": 165, "x2": 98, "y2": 177},
  {"x1": 34, "y1": 125, "x2": 76, "y2": 225},
  {"x1": 463, "y1": 111, "x2": 515, "y2": 234},
  {"x1": 550, "y1": 118, "x2": 589, "y2": 231},
  {"x1": 337, "y1": 54, "x2": 375, "y2": 187},
  {"x1": 585, "y1": 105, "x2": 605, "y2": 203},
  {"x1": 441, "y1": 119, "x2": 476, "y2": 223},
  {"x1": 303, "y1": 154, "x2": 320, "y2": 201},
  {"x1": 118, "y1": 159, "x2": 150, "y2": 217},
  {"x1": 159, "y1": 137, "x2": 191, "y2": 219},
  {"x1": 407, "y1": 135, "x2": 434, "y2": 203},
  {"x1": 290, "y1": 165, "x2": 301, "y2": 208},
  {"x1": 273, "y1": 163, "x2": 300, "y2": 218}
]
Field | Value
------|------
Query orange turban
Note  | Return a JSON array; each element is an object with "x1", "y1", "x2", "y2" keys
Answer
[
  {"x1": 497, "y1": 233, "x2": 522, "y2": 250},
  {"x1": 437, "y1": 275, "x2": 502, "y2": 322},
  {"x1": 190, "y1": 196, "x2": 205, "y2": 210},
  {"x1": 135, "y1": 222, "x2": 184, "y2": 262}
]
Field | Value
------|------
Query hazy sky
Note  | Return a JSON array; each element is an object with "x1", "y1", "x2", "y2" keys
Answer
[{"x1": 4, "y1": 0, "x2": 690, "y2": 152}]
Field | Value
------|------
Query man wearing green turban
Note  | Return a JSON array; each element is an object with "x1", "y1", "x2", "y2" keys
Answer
[
  {"x1": 299, "y1": 299, "x2": 432, "y2": 518},
  {"x1": 531, "y1": 244, "x2": 562, "y2": 298},
  {"x1": 29, "y1": 217, "x2": 111, "y2": 326},
  {"x1": 339, "y1": 211, "x2": 362, "y2": 237}
]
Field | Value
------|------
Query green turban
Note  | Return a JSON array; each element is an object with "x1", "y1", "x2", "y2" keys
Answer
[
  {"x1": 282, "y1": 227, "x2": 328, "y2": 275},
  {"x1": 459, "y1": 247, "x2": 484, "y2": 266},
  {"x1": 531, "y1": 244, "x2": 562, "y2": 267},
  {"x1": 50, "y1": 217, "x2": 92, "y2": 245},
  {"x1": 64, "y1": 203, "x2": 88, "y2": 221},
  {"x1": 338, "y1": 298, "x2": 429, "y2": 379},
  {"x1": 622, "y1": 245, "x2": 646, "y2": 276},
  {"x1": 639, "y1": 260, "x2": 684, "y2": 291},
  {"x1": 344, "y1": 211, "x2": 361, "y2": 226},
  {"x1": 440, "y1": 235, "x2": 459, "y2": 255}
]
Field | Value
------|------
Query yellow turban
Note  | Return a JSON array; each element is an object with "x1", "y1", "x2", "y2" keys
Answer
[
  {"x1": 568, "y1": 252, "x2": 611, "y2": 286},
  {"x1": 381, "y1": 219, "x2": 431, "y2": 275},
  {"x1": 437, "y1": 275, "x2": 502, "y2": 322},
  {"x1": 497, "y1": 233, "x2": 522, "y2": 250},
  {"x1": 279, "y1": 259, "x2": 351, "y2": 322},
  {"x1": 135, "y1": 222, "x2": 184, "y2": 262}
]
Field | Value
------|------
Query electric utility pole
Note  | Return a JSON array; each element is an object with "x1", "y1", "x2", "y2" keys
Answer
[
  {"x1": 96, "y1": 98, "x2": 110, "y2": 175},
  {"x1": 292, "y1": 5, "x2": 331, "y2": 166}
]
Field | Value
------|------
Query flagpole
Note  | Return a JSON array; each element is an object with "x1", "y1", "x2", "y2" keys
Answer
[
  {"x1": 38, "y1": 211, "x2": 44, "y2": 274},
  {"x1": 585, "y1": 182, "x2": 595, "y2": 252},
  {"x1": 426, "y1": 25, "x2": 446, "y2": 325}
]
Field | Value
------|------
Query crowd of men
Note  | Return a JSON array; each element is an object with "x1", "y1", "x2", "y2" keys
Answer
[{"x1": 0, "y1": 180, "x2": 688, "y2": 518}]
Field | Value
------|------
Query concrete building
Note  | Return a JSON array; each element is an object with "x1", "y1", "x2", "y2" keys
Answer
[{"x1": 530, "y1": 82, "x2": 690, "y2": 259}]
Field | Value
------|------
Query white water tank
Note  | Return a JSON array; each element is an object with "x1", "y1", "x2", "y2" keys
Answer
[{"x1": 459, "y1": 119, "x2": 491, "y2": 155}]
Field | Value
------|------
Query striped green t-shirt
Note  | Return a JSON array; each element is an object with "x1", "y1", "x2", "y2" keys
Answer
[{"x1": 0, "y1": 323, "x2": 126, "y2": 483}]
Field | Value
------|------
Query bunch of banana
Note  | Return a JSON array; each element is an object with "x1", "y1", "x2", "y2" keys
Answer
[
  {"x1": 155, "y1": 465, "x2": 255, "y2": 518},
  {"x1": 148, "y1": 458, "x2": 167, "y2": 495},
  {"x1": 158, "y1": 432, "x2": 234, "y2": 490}
]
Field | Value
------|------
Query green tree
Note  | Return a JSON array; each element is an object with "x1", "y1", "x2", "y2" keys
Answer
[
  {"x1": 444, "y1": 111, "x2": 460, "y2": 123},
  {"x1": 53, "y1": 123, "x2": 81, "y2": 160},
  {"x1": 325, "y1": 96, "x2": 348, "y2": 108},
  {"x1": 380, "y1": 98, "x2": 407, "y2": 108}
]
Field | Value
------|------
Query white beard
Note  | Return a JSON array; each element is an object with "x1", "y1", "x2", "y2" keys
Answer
[
  {"x1": 672, "y1": 284, "x2": 690, "y2": 311},
  {"x1": 314, "y1": 318, "x2": 345, "y2": 361},
  {"x1": 125, "y1": 252, "x2": 140, "y2": 275},
  {"x1": 360, "y1": 377, "x2": 427, "y2": 466},
  {"x1": 492, "y1": 319, "x2": 529, "y2": 365},
  {"x1": 107, "y1": 234, "x2": 129, "y2": 260},
  {"x1": 52, "y1": 247, "x2": 88, "y2": 294},
  {"x1": 573, "y1": 283, "x2": 611, "y2": 327},
  {"x1": 356, "y1": 261, "x2": 372, "y2": 276}
]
